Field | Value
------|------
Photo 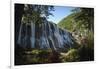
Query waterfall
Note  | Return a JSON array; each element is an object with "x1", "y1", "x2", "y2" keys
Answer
[
  {"x1": 17, "y1": 22, "x2": 22, "y2": 45},
  {"x1": 17, "y1": 18, "x2": 75, "y2": 51},
  {"x1": 31, "y1": 21, "x2": 35, "y2": 48},
  {"x1": 40, "y1": 21, "x2": 50, "y2": 49}
]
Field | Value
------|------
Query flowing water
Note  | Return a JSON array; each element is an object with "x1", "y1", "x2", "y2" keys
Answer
[{"x1": 17, "y1": 18, "x2": 75, "y2": 51}]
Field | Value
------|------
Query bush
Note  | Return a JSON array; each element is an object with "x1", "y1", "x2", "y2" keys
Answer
[
  {"x1": 78, "y1": 31, "x2": 94, "y2": 61},
  {"x1": 28, "y1": 49, "x2": 51, "y2": 64},
  {"x1": 60, "y1": 49, "x2": 79, "y2": 62}
]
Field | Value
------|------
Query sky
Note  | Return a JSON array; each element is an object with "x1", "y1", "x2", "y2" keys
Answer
[{"x1": 47, "y1": 6, "x2": 75, "y2": 24}]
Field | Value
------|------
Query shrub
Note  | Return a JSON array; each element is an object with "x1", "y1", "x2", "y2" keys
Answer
[
  {"x1": 27, "y1": 49, "x2": 51, "y2": 64},
  {"x1": 60, "y1": 49, "x2": 79, "y2": 62},
  {"x1": 78, "y1": 31, "x2": 94, "y2": 61}
]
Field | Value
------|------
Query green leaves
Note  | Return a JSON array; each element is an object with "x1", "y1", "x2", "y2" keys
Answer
[
  {"x1": 73, "y1": 8, "x2": 94, "y2": 31},
  {"x1": 60, "y1": 49, "x2": 79, "y2": 62},
  {"x1": 22, "y1": 5, "x2": 54, "y2": 24},
  {"x1": 58, "y1": 7, "x2": 94, "y2": 39}
]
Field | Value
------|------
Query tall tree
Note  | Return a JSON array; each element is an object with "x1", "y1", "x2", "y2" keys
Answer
[
  {"x1": 72, "y1": 8, "x2": 94, "y2": 32},
  {"x1": 22, "y1": 4, "x2": 54, "y2": 24}
]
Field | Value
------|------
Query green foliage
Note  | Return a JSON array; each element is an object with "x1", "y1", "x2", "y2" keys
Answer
[
  {"x1": 58, "y1": 13, "x2": 76, "y2": 32},
  {"x1": 58, "y1": 12, "x2": 86, "y2": 34},
  {"x1": 87, "y1": 31, "x2": 94, "y2": 49},
  {"x1": 60, "y1": 49, "x2": 79, "y2": 62},
  {"x1": 30, "y1": 50, "x2": 61, "y2": 63},
  {"x1": 58, "y1": 8, "x2": 94, "y2": 37},
  {"x1": 15, "y1": 48, "x2": 62, "y2": 65},
  {"x1": 25, "y1": 49, "x2": 51, "y2": 64},
  {"x1": 22, "y1": 5, "x2": 54, "y2": 24},
  {"x1": 78, "y1": 31, "x2": 94, "y2": 61},
  {"x1": 15, "y1": 44, "x2": 94, "y2": 65},
  {"x1": 72, "y1": 8, "x2": 94, "y2": 31},
  {"x1": 31, "y1": 49, "x2": 40, "y2": 54},
  {"x1": 30, "y1": 50, "x2": 49, "y2": 64}
]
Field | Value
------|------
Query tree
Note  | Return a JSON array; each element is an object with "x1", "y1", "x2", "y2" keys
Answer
[
  {"x1": 72, "y1": 8, "x2": 94, "y2": 32},
  {"x1": 22, "y1": 4, "x2": 54, "y2": 24}
]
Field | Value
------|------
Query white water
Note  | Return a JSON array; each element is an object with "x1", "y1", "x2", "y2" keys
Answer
[
  {"x1": 17, "y1": 18, "x2": 75, "y2": 51},
  {"x1": 31, "y1": 21, "x2": 35, "y2": 48}
]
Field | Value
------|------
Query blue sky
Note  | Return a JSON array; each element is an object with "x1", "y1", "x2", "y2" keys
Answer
[{"x1": 47, "y1": 6, "x2": 75, "y2": 24}]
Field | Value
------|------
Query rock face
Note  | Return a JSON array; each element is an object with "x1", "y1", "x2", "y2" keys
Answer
[{"x1": 17, "y1": 18, "x2": 75, "y2": 51}]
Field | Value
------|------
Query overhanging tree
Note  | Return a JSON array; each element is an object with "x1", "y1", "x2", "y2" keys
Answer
[{"x1": 72, "y1": 8, "x2": 94, "y2": 32}]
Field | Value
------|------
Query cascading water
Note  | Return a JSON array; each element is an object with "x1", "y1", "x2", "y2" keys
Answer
[
  {"x1": 31, "y1": 21, "x2": 35, "y2": 48},
  {"x1": 17, "y1": 17, "x2": 75, "y2": 51}
]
